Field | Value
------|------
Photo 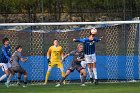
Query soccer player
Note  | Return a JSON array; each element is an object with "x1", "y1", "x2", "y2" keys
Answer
[
  {"x1": 55, "y1": 43, "x2": 87, "y2": 87},
  {"x1": 0, "y1": 38, "x2": 12, "y2": 82},
  {"x1": 44, "y1": 39, "x2": 65, "y2": 85},
  {"x1": 73, "y1": 28, "x2": 101, "y2": 85},
  {"x1": 6, "y1": 45, "x2": 28, "y2": 87}
]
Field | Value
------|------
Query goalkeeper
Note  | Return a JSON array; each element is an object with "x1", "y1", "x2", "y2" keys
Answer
[{"x1": 44, "y1": 39, "x2": 65, "y2": 85}]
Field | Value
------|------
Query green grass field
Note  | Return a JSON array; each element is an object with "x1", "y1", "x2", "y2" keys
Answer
[{"x1": 0, "y1": 82, "x2": 140, "y2": 93}]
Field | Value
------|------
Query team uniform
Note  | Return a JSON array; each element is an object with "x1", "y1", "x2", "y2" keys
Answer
[
  {"x1": 67, "y1": 50, "x2": 84, "y2": 72},
  {"x1": 0, "y1": 45, "x2": 11, "y2": 71},
  {"x1": 56, "y1": 49, "x2": 86, "y2": 87},
  {"x1": 45, "y1": 45, "x2": 65, "y2": 84},
  {"x1": 75, "y1": 37, "x2": 100, "y2": 64},
  {"x1": 11, "y1": 51, "x2": 26, "y2": 74},
  {"x1": 48, "y1": 45, "x2": 63, "y2": 68},
  {"x1": 75, "y1": 37, "x2": 100, "y2": 83}
]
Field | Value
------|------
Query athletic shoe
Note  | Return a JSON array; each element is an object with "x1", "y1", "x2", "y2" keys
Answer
[
  {"x1": 55, "y1": 84, "x2": 61, "y2": 87},
  {"x1": 90, "y1": 78, "x2": 93, "y2": 83},
  {"x1": 23, "y1": 84, "x2": 27, "y2": 87},
  {"x1": 5, "y1": 82, "x2": 9, "y2": 88},
  {"x1": 94, "y1": 79, "x2": 98, "y2": 85},
  {"x1": 80, "y1": 84, "x2": 86, "y2": 86}
]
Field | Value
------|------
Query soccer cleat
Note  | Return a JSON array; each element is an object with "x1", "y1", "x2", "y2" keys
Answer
[
  {"x1": 43, "y1": 83, "x2": 47, "y2": 85},
  {"x1": 90, "y1": 78, "x2": 93, "y2": 83},
  {"x1": 94, "y1": 79, "x2": 98, "y2": 85},
  {"x1": 80, "y1": 84, "x2": 86, "y2": 86},
  {"x1": 5, "y1": 82, "x2": 9, "y2": 88},
  {"x1": 23, "y1": 85, "x2": 27, "y2": 88},
  {"x1": 17, "y1": 81, "x2": 21, "y2": 86},
  {"x1": 55, "y1": 83, "x2": 61, "y2": 87},
  {"x1": 63, "y1": 80, "x2": 66, "y2": 84}
]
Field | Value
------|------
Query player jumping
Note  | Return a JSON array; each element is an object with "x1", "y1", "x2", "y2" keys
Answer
[
  {"x1": 5, "y1": 45, "x2": 28, "y2": 87},
  {"x1": 55, "y1": 43, "x2": 87, "y2": 87},
  {"x1": 44, "y1": 39, "x2": 65, "y2": 85},
  {"x1": 73, "y1": 28, "x2": 101, "y2": 85}
]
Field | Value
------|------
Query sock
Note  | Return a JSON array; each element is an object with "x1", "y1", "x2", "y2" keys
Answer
[
  {"x1": 80, "y1": 74, "x2": 83, "y2": 82},
  {"x1": 93, "y1": 68, "x2": 97, "y2": 79},
  {"x1": 45, "y1": 72, "x2": 50, "y2": 84},
  {"x1": 18, "y1": 76, "x2": 21, "y2": 83},
  {"x1": 88, "y1": 68, "x2": 93, "y2": 78},
  {"x1": 24, "y1": 76, "x2": 27, "y2": 84},
  {"x1": 7, "y1": 74, "x2": 13, "y2": 83},
  {"x1": 61, "y1": 71, "x2": 65, "y2": 77},
  {"x1": 81, "y1": 76, "x2": 86, "y2": 84},
  {"x1": 0, "y1": 74, "x2": 7, "y2": 81}
]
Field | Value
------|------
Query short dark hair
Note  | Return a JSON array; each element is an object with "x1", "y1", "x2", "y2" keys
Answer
[
  {"x1": 15, "y1": 45, "x2": 22, "y2": 50},
  {"x1": 54, "y1": 39, "x2": 58, "y2": 41},
  {"x1": 2, "y1": 37, "x2": 9, "y2": 44}
]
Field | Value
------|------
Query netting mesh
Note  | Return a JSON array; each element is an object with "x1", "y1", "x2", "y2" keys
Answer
[{"x1": 0, "y1": 22, "x2": 140, "y2": 84}]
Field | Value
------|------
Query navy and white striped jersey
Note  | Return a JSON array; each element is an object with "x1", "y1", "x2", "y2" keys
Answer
[{"x1": 74, "y1": 37, "x2": 100, "y2": 55}]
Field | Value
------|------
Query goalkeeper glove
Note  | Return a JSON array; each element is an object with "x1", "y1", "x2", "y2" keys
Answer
[{"x1": 47, "y1": 57, "x2": 50, "y2": 63}]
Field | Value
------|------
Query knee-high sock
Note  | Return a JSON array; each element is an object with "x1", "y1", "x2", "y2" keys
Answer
[
  {"x1": 88, "y1": 68, "x2": 93, "y2": 78},
  {"x1": 24, "y1": 76, "x2": 27, "y2": 84},
  {"x1": 7, "y1": 74, "x2": 14, "y2": 83},
  {"x1": 0, "y1": 74, "x2": 7, "y2": 81},
  {"x1": 93, "y1": 68, "x2": 97, "y2": 79},
  {"x1": 60, "y1": 68, "x2": 65, "y2": 77},
  {"x1": 45, "y1": 67, "x2": 52, "y2": 84},
  {"x1": 81, "y1": 76, "x2": 86, "y2": 84}
]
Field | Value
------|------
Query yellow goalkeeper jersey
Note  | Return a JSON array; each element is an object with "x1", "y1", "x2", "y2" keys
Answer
[{"x1": 47, "y1": 45, "x2": 63, "y2": 63}]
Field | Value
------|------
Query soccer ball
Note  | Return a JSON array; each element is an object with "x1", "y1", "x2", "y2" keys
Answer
[{"x1": 91, "y1": 28, "x2": 97, "y2": 34}]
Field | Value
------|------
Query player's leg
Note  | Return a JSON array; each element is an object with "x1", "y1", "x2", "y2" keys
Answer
[
  {"x1": 92, "y1": 63, "x2": 98, "y2": 85},
  {"x1": 80, "y1": 61, "x2": 87, "y2": 82},
  {"x1": 0, "y1": 63, "x2": 10, "y2": 81},
  {"x1": 55, "y1": 69, "x2": 72, "y2": 87},
  {"x1": 23, "y1": 70, "x2": 28, "y2": 87},
  {"x1": 58, "y1": 63, "x2": 65, "y2": 77},
  {"x1": 44, "y1": 63, "x2": 53, "y2": 84},
  {"x1": 85, "y1": 55, "x2": 94, "y2": 83},
  {"x1": 91, "y1": 54, "x2": 98, "y2": 85},
  {"x1": 79, "y1": 69, "x2": 87, "y2": 86}
]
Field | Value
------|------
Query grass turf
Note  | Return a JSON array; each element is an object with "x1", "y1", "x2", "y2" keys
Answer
[{"x1": 0, "y1": 82, "x2": 140, "y2": 93}]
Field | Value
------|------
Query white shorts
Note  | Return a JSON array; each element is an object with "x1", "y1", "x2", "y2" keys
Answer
[
  {"x1": 0, "y1": 63, "x2": 11, "y2": 71},
  {"x1": 81, "y1": 61, "x2": 87, "y2": 68},
  {"x1": 85, "y1": 53, "x2": 96, "y2": 64}
]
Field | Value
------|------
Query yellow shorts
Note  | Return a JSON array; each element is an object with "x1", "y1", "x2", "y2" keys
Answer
[{"x1": 49, "y1": 62, "x2": 64, "y2": 68}]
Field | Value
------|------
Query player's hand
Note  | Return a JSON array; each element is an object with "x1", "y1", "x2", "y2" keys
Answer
[
  {"x1": 77, "y1": 57, "x2": 82, "y2": 61},
  {"x1": 47, "y1": 58, "x2": 50, "y2": 63},
  {"x1": 99, "y1": 36, "x2": 103, "y2": 40},
  {"x1": 73, "y1": 39, "x2": 76, "y2": 41},
  {"x1": 10, "y1": 58, "x2": 13, "y2": 63}
]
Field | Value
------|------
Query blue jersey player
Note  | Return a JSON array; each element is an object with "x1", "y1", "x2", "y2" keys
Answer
[
  {"x1": 73, "y1": 28, "x2": 101, "y2": 85},
  {"x1": 0, "y1": 38, "x2": 12, "y2": 83}
]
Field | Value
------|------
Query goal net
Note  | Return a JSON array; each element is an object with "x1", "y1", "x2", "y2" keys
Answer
[{"x1": 0, "y1": 19, "x2": 140, "y2": 84}]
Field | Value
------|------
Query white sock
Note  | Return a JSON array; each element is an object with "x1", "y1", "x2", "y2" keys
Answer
[
  {"x1": 80, "y1": 74, "x2": 83, "y2": 82},
  {"x1": 93, "y1": 68, "x2": 97, "y2": 79},
  {"x1": 88, "y1": 68, "x2": 93, "y2": 78},
  {"x1": 0, "y1": 74, "x2": 7, "y2": 81},
  {"x1": 7, "y1": 74, "x2": 13, "y2": 83}
]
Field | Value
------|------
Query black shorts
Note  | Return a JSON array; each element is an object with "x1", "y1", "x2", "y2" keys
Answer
[
  {"x1": 68, "y1": 63, "x2": 84, "y2": 72},
  {"x1": 12, "y1": 66, "x2": 26, "y2": 74}
]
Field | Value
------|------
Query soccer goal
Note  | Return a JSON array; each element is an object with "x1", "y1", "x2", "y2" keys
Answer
[{"x1": 0, "y1": 18, "x2": 140, "y2": 84}]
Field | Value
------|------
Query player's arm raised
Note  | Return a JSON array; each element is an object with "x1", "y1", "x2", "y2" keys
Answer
[{"x1": 73, "y1": 38, "x2": 85, "y2": 43}]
